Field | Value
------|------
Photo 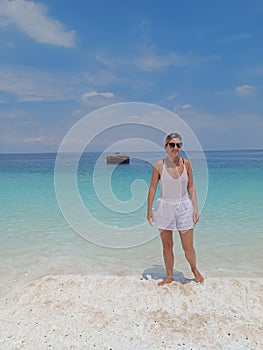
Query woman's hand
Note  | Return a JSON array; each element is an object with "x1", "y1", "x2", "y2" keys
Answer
[
  {"x1": 193, "y1": 208, "x2": 199, "y2": 224},
  {"x1": 147, "y1": 210, "x2": 154, "y2": 226}
]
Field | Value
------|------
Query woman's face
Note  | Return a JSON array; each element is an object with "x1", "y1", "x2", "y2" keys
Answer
[{"x1": 165, "y1": 137, "x2": 182, "y2": 157}]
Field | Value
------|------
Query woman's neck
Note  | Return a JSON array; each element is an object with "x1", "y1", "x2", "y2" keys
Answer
[{"x1": 167, "y1": 155, "x2": 180, "y2": 166}]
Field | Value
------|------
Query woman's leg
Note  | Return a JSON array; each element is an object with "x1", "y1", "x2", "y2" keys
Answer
[
  {"x1": 179, "y1": 229, "x2": 204, "y2": 283},
  {"x1": 158, "y1": 229, "x2": 174, "y2": 285}
]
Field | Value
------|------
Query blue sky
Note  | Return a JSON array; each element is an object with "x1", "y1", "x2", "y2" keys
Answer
[{"x1": 0, "y1": 0, "x2": 262, "y2": 152}]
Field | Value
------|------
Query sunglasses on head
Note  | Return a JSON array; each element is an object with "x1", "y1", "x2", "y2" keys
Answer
[{"x1": 167, "y1": 142, "x2": 183, "y2": 149}]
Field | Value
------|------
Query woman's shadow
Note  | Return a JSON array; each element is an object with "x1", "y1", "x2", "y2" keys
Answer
[{"x1": 141, "y1": 265, "x2": 195, "y2": 284}]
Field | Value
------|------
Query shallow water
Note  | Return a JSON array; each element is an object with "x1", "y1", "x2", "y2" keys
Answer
[{"x1": 0, "y1": 150, "x2": 262, "y2": 296}]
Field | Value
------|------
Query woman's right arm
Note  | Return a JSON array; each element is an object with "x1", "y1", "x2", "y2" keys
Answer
[{"x1": 147, "y1": 161, "x2": 161, "y2": 225}]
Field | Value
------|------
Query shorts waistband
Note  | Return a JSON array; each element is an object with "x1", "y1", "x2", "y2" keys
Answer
[{"x1": 158, "y1": 196, "x2": 190, "y2": 203}]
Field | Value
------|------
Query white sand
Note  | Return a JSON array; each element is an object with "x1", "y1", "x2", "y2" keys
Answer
[{"x1": 0, "y1": 275, "x2": 262, "y2": 350}]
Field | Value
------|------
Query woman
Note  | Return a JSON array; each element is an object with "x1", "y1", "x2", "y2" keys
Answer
[{"x1": 147, "y1": 132, "x2": 204, "y2": 285}]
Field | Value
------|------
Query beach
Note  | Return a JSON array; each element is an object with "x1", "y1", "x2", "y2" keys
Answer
[
  {"x1": 0, "y1": 275, "x2": 262, "y2": 349},
  {"x1": 0, "y1": 151, "x2": 262, "y2": 349}
]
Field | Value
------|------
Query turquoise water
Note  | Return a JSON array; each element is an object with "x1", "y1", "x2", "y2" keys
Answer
[{"x1": 0, "y1": 150, "x2": 262, "y2": 296}]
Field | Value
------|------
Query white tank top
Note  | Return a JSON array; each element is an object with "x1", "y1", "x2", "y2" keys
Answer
[{"x1": 160, "y1": 159, "x2": 189, "y2": 201}]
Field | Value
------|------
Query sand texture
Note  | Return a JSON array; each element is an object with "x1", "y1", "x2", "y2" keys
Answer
[{"x1": 0, "y1": 275, "x2": 262, "y2": 349}]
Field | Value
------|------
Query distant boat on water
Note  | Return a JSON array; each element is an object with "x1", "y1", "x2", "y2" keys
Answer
[{"x1": 106, "y1": 153, "x2": 130, "y2": 164}]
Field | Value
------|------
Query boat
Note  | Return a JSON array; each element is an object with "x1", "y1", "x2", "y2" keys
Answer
[{"x1": 106, "y1": 153, "x2": 130, "y2": 164}]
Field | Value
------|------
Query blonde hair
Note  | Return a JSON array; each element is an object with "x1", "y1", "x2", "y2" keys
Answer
[{"x1": 164, "y1": 132, "x2": 182, "y2": 146}]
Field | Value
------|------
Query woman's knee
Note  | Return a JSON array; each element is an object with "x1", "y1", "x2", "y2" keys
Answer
[
  {"x1": 183, "y1": 245, "x2": 195, "y2": 254},
  {"x1": 160, "y1": 230, "x2": 173, "y2": 248},
  {"x1": 161, "y1": 236, "x2": 173, "y2": 251},
  {"x1": 162, "y1": 241, "x2": 173, "y2": 251}
]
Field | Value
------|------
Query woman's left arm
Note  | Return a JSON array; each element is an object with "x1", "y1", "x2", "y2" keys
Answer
[{"x1": 185, "y1": 159, "x2": 199, "y2": 224}]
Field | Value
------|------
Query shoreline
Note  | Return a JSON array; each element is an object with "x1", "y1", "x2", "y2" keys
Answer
[
  {"x1": 1, "y1": 254, "x2": 262, "y2": 299},
  {"x1": 1, "y1": 256, "x2": 262, "y2": 300},
  {"x1": 0, "y1": 274, "x2": 262, "y2": 350}
]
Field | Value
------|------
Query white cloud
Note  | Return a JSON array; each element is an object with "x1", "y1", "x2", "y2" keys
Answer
[
  {"x1": 96, "y1": 51, "x2": 220, "y2": 72},
  {"x1": 216, "y1": 33, "x2": 250, "y2": 44},
  {"x1": 235, "y1": 84, "x2": 254, "y2": 96},
  {"x1": 23, "y1": 136, "x2": 45, "y2": 143},
  {"x1": 0, "y1": 0, "x2": 76, "y2": 47},
  {"x1": 216, "y1": 84, "x2": 255, "y2": 97},
  {"x1": 181, "y1": 104, "x2": 192, "y2": 110},
  {"x1": 0, "y1": 65, "x2": 81, "y2": 101},
  {"x1": 135, "y1": 53, "x2": 187, "y2": 71},
  {"x1": 0, "y1": 66, "x2": 119, "y2": 103},
  {"x1": 70, "y1": 90, "x2": 117, "y2": 117},
  {"x1": 174, "y1": 104, "x2": 192, "y2": 112},
  {"x1": 135, "y1": 52, "x2": 220, "y2": 71},
  {"x1": 176, "y1": 106, "x2": 263, "y2": 149},
  {"x1": 0, "y1": 108, "x2": 67, "y2": 152},
  {"x1": 80, "y1": 90, "x2": 114, "y2": 103},
  {"x1": 166, "y1": 92, "x2": 178, "y2": 100}
]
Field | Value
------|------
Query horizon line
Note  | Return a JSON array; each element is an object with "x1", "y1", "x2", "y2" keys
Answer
[{"x1": 0, "y1": 148, "x2": 263, "y2": 155}]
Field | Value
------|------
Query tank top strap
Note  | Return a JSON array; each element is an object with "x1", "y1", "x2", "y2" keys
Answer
[
  {"x1": 162, "y1": 158, "x2": 184, "y2": 173},
  {"x1": 163, "y1": 158, "x2": 184, "y2": 163}
]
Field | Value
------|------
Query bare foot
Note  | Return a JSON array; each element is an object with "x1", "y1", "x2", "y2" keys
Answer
[
  {"x1": 192, "y1": 268, "x2": 204, "y2": 283},
  {"x1": 158, "y1": 276, "x2": 173, "y2": 286}
]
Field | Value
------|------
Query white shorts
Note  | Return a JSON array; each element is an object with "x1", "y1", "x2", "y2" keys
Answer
[{"x1": 153, "y1": 197, "x2": 194, "y2": 231}]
